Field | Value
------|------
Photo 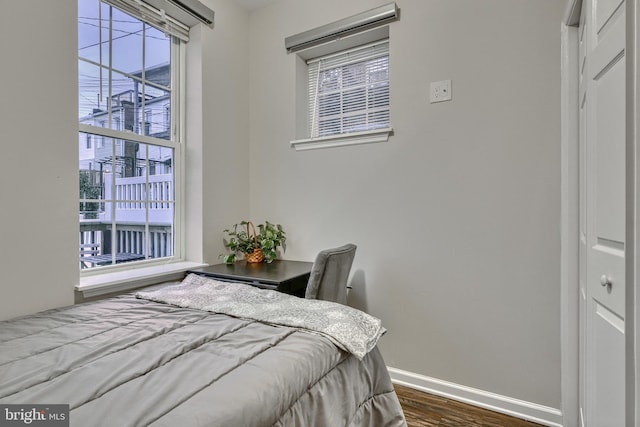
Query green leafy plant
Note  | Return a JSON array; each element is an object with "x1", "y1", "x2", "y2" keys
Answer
[
  {"x1": 79, "y1": 170, "x2": 102, "y2": 219},
  {"x1": 220, "y1": 220, "x2": 286, "y2": 264}
]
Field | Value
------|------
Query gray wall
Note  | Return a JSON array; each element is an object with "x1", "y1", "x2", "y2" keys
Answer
[
  {"x1": 0, "y1": 0, "x2": 78, "y2": 319},
  {"x1": 185, "y1": 0, "x2": 252, "y2": 264},
  {"x1": 247, "y1": 0, "x2": 564, "y2": 408}
]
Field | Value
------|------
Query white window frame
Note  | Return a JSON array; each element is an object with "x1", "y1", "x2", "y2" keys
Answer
[
  {"x1": 290, "y1": 35, "x2": 392, "y2": 151},
  {"x1": 78, "y1": 2, "x2": 186, "y2": 275}
]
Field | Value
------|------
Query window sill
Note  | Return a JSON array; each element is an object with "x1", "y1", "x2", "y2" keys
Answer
[
  {"x1": 290, "y1": 127, "x2": 393, "y2": 151},
  {"x1": 77, "y1": 261, "x2": 207, "y2": 298}
]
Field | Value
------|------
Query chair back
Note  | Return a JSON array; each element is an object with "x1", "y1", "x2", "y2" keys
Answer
[{"x1": 305, "y1": 244, "x2": 356, "y2": 304}]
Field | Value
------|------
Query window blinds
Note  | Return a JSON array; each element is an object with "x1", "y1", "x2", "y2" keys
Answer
[
  {"x1": 307, "y1": 40, "x2": 390, "y2": 138},
  {"x1": 103, "y1": 0, "x2": 191, "y2": 41}
]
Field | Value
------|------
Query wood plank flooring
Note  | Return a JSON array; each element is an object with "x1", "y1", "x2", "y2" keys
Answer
[{"x1": 394, "y1": 384, "x2": 544, "y2": 427}]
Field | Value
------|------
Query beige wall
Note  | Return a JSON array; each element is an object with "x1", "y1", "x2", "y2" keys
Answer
[{"x1": 247, "y1": 0, "x2": 564, "y2": 408}]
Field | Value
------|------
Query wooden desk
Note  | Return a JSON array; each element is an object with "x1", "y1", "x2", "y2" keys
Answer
[{"x1": 187, "y1": 260, "x2": 313, "y2": 298}]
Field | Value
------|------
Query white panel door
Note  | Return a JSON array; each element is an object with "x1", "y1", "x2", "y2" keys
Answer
[{"x1": 581, "y1": 0, "x2": 626, "y2": 425}]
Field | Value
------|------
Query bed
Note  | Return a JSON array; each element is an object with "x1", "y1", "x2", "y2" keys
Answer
[{"x1": 0, "y1": 274, "x2": 407, "y2": 426}]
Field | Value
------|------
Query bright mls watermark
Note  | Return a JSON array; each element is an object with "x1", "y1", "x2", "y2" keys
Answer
[{"x1": 0, "y1": 405, "x2": 68, "y2": 427}]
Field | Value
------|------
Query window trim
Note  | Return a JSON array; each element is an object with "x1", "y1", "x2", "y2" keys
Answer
[
  {"x1": 77, "y1": 261, "x2": 206, "y2": 298},
  {"x1": 288, "y1": 10, "x2": 393, "y2": 152},
  {"x1": 290, "y1": 37, "x2": 392, "y2": 151},
  {"x1": 290, "y1": 127, "x2": 392, "y2": 151}
]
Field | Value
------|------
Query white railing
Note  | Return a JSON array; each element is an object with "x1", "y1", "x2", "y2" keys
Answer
[
  {"x1": 103, "y1": 174, "x2": 173, "y2": 223},
  {"x1": 79, "y1": 173, "x2": 173, "y2": 268},
  {"x1": 79, "y1": 226, "x2": 172, "y2": 269}
]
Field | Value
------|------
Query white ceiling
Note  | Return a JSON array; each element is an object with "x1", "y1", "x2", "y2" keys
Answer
[{"x1": 231, "y1": 0, "x2": 276, "y2": 11}]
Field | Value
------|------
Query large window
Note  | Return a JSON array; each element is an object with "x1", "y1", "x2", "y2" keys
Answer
[{"x1": 78, "y1": 0, "x2": 181, "y2": 270}]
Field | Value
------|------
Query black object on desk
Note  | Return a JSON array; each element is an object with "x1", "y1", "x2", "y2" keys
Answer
[{"x1": 187, "y1": 260, "x2": 313, "y2": 298}]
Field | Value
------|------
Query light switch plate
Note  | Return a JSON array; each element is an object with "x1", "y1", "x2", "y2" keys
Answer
[{"x1": 430, "y1": 80, "x2": 452, "y2": 103}]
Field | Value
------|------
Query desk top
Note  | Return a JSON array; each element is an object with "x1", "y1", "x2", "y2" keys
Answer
[{"x1": 187, "y1": 260, "x2": 313, "y2": 285}]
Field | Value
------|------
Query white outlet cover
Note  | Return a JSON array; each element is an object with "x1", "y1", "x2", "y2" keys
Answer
[{"x1": 430, "y1": 80, "x2": 452, "y2": 103}]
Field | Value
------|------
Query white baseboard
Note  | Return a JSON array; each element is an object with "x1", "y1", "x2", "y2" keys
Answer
[{"x1": 388, "y1": 367, "x2": 563, "y2": 427}]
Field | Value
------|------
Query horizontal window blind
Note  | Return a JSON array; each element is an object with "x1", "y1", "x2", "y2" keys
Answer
[
  {"x1": 103, "y1": 0, "x2": 190, "y2": 41},
  {"x1": 308, "y1": 40, "x2": 390, "y2": 138}
]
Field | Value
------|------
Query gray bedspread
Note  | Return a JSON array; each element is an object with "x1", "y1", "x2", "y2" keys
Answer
[
  {"x1": 0, "y1": 285, "x2": 406, "y2": 427},
  {"x1": 136, "y1": 274, "x2": 386, "y2": 359}
]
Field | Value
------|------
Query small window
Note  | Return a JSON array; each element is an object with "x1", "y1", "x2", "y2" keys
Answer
[
  {"x1": 308, "y1": 40, "x2": 390, "y2": 139},
  {"x1": 291, "y1": 36, "x2": 393, "y2": 151},
  {"x1": 286, "y1": 4, "x2": 396, "y2": 151},
  {"x1": 143, "y1": 109, "x2": 152, "y2": 136}
]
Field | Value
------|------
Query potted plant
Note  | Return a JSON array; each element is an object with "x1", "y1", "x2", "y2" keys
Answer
[{"x1": 220, "y1": 220, "x2": 286, "y2": 264}]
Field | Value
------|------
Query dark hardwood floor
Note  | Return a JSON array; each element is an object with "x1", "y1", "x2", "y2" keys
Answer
[{"x1": 394, "y1": 384, "x2": 544, "y2": 427}]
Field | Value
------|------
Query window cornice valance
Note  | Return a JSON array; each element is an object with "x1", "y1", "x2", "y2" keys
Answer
[
  {"x1": 285, "y1": 2, "x2": 398, "y2": 53},
  {"x1": 103, "y1": 0, "x2": 214, "y2": 41}
]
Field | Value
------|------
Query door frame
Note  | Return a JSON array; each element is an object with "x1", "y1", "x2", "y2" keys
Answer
[
  {"x1": 561, "y1": 0, "x2": 637, "y2": 426},
  {"x1": 626, "y1": 1, "x2": 638, "y2": 426},
  {"x1": 560, "y1": 4, "x2": 580, "y2": 425}
]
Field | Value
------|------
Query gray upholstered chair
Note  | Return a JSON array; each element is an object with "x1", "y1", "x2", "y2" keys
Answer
[{"x1": 305, "y1": 244, "x2": 357, "y2": 305}]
